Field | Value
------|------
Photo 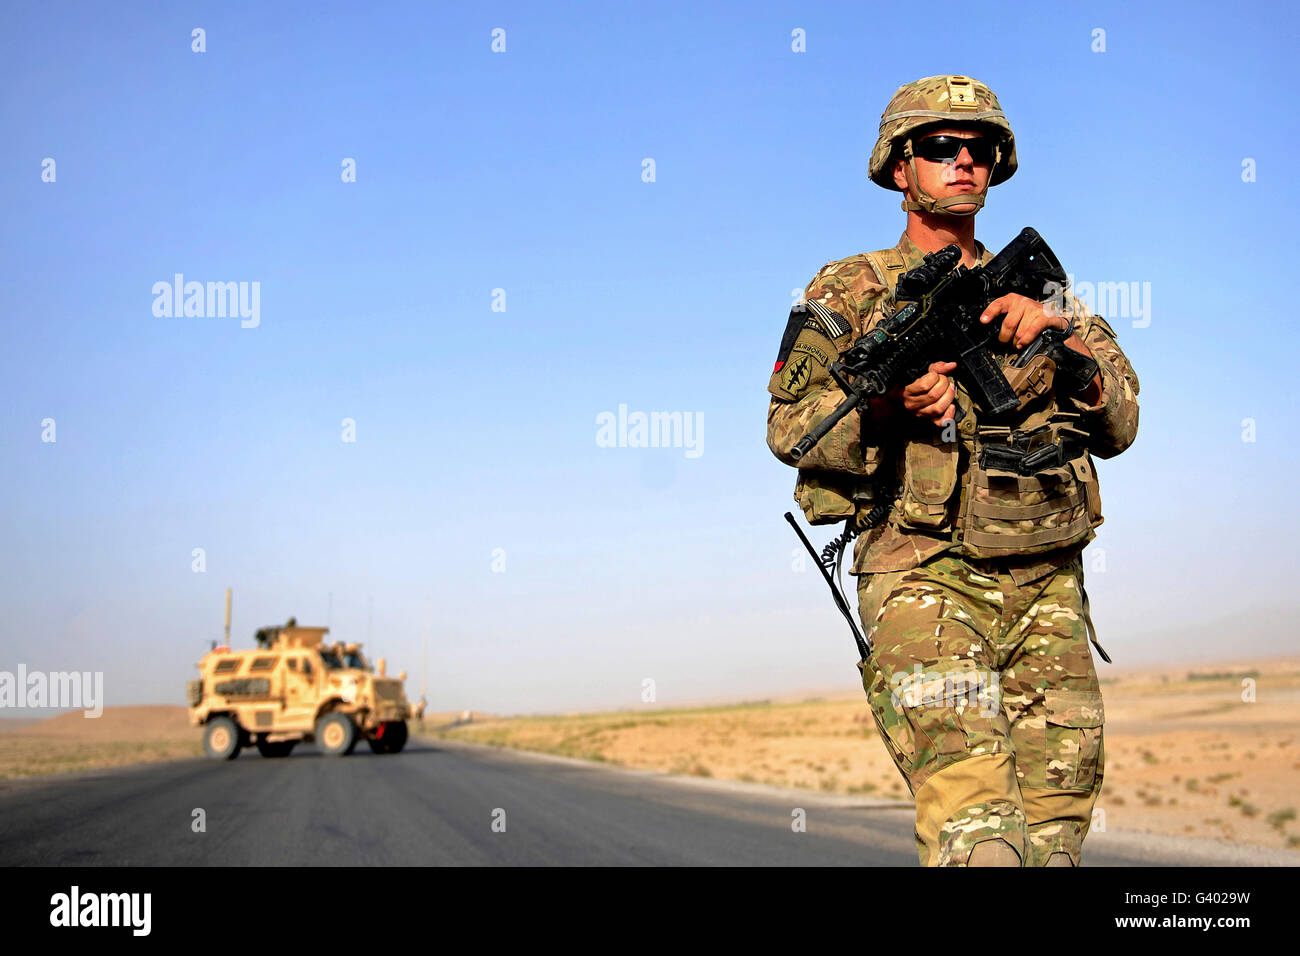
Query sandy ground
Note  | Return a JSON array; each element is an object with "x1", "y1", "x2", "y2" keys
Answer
[
  {"x1": 0, "y1": 706, "x2": 202, "y2": 779},
  {"x1": 3, "y1": 659, "x2": 1296, "y2": 851}
]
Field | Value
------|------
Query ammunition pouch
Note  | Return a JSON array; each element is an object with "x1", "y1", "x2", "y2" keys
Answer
[
  {"x1": 793, "y1": 470, "x2": 859, "y2": 525},
  {"x1": 897, "y1": 437, "x2": 959, "y2": 530},
  {"x1": 977, "y1": 420, "x2": 1088, "y2": 476},
  {"x1": 958, "y1": 414, "x2": 1102, "y2": 558},
  {"x1": 792, "y1": 429, "x2": 888, "y2": 525}
]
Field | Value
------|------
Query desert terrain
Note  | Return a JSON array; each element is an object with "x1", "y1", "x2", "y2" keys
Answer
[
  {"x1": 0, "y1": 706, "x2": 202, "y2": 778},
  {"x1": 2, "y1": 658, "x2": 1295, "y2": 851}
]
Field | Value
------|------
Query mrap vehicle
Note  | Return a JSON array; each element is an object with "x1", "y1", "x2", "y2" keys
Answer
[{"x1": 187, "y1": 620, "x2": 411, "y2": 760}]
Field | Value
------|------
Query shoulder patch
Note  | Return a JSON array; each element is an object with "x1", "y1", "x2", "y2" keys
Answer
[
  {"x1": 769, "y1": 308, "x2": 836, "y2": 400},
  {"x1": 778, "y1": 350, "x2": 818, "y2": 395},
  {"x1": 805, "y1": 300, "x2": 853, "y2": 339},
  {"x1": 773, "y1": 307, "x2": 806, "y2": 371},
  {"x1": 774, "y1": 307, "x2": 837, "y2": 371}
]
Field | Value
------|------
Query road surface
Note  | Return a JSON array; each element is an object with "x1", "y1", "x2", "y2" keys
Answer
[{"x1": 0, "y1": 738, "x2": 1293, "y2": 866}]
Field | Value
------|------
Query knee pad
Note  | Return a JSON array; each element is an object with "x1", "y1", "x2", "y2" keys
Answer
[
  {"x1": 914, "y1": 754, "x2": 1026, "y2": 866},
  {"x1": 968, "y1": 838, "x2": 1022, "y2": 867},
  {"x1": 1022, "y1": 787, "x2": 1094, "y2": 867}
]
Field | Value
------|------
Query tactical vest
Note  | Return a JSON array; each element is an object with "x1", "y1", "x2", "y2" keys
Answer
[{"x1": 797, "y1": 245, "x2": 1103, "y2": 559}]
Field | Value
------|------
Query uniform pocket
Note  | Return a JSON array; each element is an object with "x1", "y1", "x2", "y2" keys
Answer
[
  {"x1": 1043, "y1": 688, "x2": 1104, "y2": 791},
  {"x1": 898, "y1": 439, "x2": 958, "y2": 530},
  {"x1": 793, "y1": 470, "x2": 857, "y2": 525}
]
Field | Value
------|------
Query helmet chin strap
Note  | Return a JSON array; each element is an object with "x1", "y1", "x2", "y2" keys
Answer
[{"x1": 898, "y1": 137, "x2": 1001, "y2": 217}]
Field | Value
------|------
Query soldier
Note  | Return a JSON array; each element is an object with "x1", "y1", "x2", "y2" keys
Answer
[{"x1": 766, "y1": 75, "x2": 1139, "y2": 866}]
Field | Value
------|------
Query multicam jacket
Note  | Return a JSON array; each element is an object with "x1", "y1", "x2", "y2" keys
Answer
[{"x1": 767, "y1": 232, "x2": 1140, "y2": 587}]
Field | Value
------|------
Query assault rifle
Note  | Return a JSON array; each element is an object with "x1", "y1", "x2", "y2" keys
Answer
[{"x1": 789, "y1": 227, "x2": 1071, "y2": 460}]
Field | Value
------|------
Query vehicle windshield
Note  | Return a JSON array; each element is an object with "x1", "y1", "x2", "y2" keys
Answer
[{"x1": 318, "y1": 649, "x2": 370, "y2": 671}]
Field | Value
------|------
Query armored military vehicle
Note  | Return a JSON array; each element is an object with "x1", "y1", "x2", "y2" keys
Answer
[{"x1": 187, "y1": 617, "x2": 411, "y2": 760}]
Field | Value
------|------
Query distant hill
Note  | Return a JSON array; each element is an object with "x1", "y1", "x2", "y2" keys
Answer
[
  {"x1": 13, "y1": 705, "x2": 192, "y2": 742},
  {"x1": 0, "y1": 718, "x2": 45, "y2": 734}
]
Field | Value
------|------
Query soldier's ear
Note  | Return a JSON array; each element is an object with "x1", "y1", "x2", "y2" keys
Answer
[{"x1": 892, "y1": 156, "x2": 911, "y2": 194}]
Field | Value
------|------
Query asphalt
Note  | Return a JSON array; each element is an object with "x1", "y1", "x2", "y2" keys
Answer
[{"x1": 0, "y1": 738, "x2": 1295, "y2": 866}]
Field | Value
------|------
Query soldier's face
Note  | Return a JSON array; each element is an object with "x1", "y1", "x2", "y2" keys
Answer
[{"x1": 893, "y1": 126, "x2": 993, "y2": 215}]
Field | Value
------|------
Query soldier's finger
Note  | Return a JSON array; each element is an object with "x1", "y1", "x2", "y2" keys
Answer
[
  {"x1": 1015, "y1": 310, "x2": 1051, "y2": 348},
  {"x1": 917, "y1": 380, "x2": 956, "y2": 418},
  {"x1": 980, "y1": 296, "x2": 1010, "y2": 324},
  {"x1": 903, "y1": 377, "x2": 942, "y2": 410},
  {"x1": 921, "y1": 390, "x2": 955, "y2": 421},
  {"x1": 903, "y1": 371, "x2": 940, "y2": 398},
  {"x1": 999, "y1": 300, "x2": 1028, "y2": 343},
  {"x1": 923, "y1": 374, "x2": 951, "y2": 404}
]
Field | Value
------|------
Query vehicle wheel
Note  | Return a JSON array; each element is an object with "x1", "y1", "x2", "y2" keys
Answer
[
  {"x1": 315, "y1": 712, "x2": 356, "y2": 757},
  {"x1": 203, "y1": 717, "x2": 242, "y2": 760},
  {"x1": 367, "y1": 737, "x2": 387, "y2": 754},
  {"x1": 386, "y1": 721, "x2": 408, "y2": 754},
  {"x1": 255, "y1": 737, "x2": 295, "y2": 758}
]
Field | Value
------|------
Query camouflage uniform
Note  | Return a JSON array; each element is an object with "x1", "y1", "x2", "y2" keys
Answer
[{"x1": 766, "y1": 77, "x2": 1139, "y2": 866}]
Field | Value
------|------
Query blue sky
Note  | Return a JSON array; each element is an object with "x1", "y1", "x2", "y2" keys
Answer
[{"x1": 2, "y1": 1, "x2": 1297, "y2": 715}]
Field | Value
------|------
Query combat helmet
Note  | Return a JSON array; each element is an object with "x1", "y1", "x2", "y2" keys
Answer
[{"x1": 868, "y1": 74, "x2": 1017, "y2": 217}]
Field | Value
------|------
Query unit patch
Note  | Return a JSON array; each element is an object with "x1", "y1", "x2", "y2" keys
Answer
[{"x1": 780, "y1": 352, "x2": 816, "y2": 395}]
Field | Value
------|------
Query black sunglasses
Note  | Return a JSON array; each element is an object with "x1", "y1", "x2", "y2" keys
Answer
[{"x1": 913, "y1": 134, "x2": 997, "y2": 165}]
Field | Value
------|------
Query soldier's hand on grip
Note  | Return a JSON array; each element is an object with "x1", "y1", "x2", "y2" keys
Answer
[
  {"x1": 980, "y1": 293, "x2": 1068, "y2": 348},
  {"x1": 900, "y1": 360, "x2": 958, "y2": 425}
]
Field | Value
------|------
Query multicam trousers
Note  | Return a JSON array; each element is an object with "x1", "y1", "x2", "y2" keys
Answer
[{"x1": 856, "y1": 551, "x2": 1105, "y2": 867}]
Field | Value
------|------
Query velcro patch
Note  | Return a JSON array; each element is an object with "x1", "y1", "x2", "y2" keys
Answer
[
  {"x1": 778, "y1": 351, "x2": 817, "y2": 395},
  {"x1": 806, "y1": 300, "x2": 853, "y2": 339},
  {"x1": 791, "y1": 341, "x2": 828, "y2": 366},
  {"x1": 774, "y1": 307, "x2": 826, "y2": 370}
]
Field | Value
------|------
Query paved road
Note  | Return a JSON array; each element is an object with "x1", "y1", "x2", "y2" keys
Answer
[{"x1": 0, "y1": 739, "x2": 1293, "y2": 866}]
